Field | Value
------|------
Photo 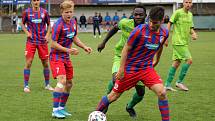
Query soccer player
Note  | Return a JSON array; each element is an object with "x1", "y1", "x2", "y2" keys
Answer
[
  {"x1": 21, "y1": 0, "x2": 53, "y2": 93},
  {"x1": 96, "y1": 6, "x2": 170, "y2": 121},
  {"x1": 97, "y1": 4, "x2": 147, "y2": 118},
  {"x1": 50, "y1": 1, "x2": 92, "y2": 119},
  {"x1": 164, "y1": 0, "x2": 198, "y2": 91}
]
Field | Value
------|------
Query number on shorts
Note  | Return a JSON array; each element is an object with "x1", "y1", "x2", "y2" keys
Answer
[{"x1": 56, "y1": 67, "x2": 59, "y2": 74}]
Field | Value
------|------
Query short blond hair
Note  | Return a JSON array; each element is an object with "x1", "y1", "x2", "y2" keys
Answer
[{"x1": 60, "y1": 0, "x2": 74, "y2": 13}]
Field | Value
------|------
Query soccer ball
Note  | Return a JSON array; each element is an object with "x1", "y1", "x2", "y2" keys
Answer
[{"x1": 88, "y1": 111, "x2": 107, "y2": 121}]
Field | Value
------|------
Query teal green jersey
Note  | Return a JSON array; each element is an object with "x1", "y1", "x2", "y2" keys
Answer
[
  {"x1": 170, "y1": 8, "x2": 194, "y2": 45},
  {"x1": 115, "y1": 18, "x2": 134, "y2": 57}
]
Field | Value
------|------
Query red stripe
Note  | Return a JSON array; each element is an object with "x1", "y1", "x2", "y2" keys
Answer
[
  {"x1": 53, "y1": 98, "x2": 60, "y2": 102},
  {"x1": 38, "y1": 9, "x2": 41, "y2": 42},
  {"x1": 161, "y1": 110, "x2": 169, "y2": 114},
  {"x1": 159, "y1": 105, "x2": 168, "y2": 108},
  {"x1": 162, "y1": 117, "x2": 170, "y2": 120}
]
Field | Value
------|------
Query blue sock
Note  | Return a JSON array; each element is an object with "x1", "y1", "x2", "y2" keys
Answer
[
  {"x1": 53, "y1": 92, "x2": 62, "y2": 109},
  {"x1": 158, "y1": 99, "x2": 170, "y2": 121},
  {"x1": 24, "y1": 69, "x2": 30, "y2": 87},
  {"x1": 43, "y1": 68, "x2": 50, "y2": 86},
  {"x1": 60, "y1": 93, "x2": 70, "y2": 108},
  {"x1": 96, "y1": 96, "x2": 109, "y2": 113}
]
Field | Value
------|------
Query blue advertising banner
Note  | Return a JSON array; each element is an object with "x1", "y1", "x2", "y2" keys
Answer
[
  {"x1": 1, "y1": 0, "x2": 47, "y2": 4},
  {"x1": 92, "y1": 0, "x2": 136, "y2": 3}
]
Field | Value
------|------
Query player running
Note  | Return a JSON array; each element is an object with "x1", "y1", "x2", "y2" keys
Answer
[
  {"x1": 97, "y1": 4, "x2": 147, "y2": 118},
  {"x1": 96, "y1": 6, "x2": 170, "y2": 121}
]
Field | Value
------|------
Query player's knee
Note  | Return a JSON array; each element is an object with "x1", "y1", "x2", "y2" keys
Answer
[
  {"x1": 187, "y1": 59, "x2": 192, "y2": 65},
  {"x1": 41, "y1": 59, "x2": 49, "y2": 67},
  {"x1": 57, "y1": 76, "x2": 66, "y2": 85},
  {"x1": 157, "y1": 90, "x2": 167, "y2": 100},
  {"x1": 135, "y1": 85, "x2": 145, "y2": 96},
  {"x1": 56, "y1": 82, "x2": 64, "y2": 89},
  {"x1": 25, "y1": 60, "x2": 33, "y2": 68},
  {"x1": 108, "y1": 91, "x2": 120, "y2": 102},
  {"x1": 173, "y1": 61, "x2": 181, "y2": 68},
  {"x1": 66, "y1": 81, "x2": 73, "y2": 88}
]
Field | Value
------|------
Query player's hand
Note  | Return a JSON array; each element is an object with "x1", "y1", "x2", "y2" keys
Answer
[
  {"x1": 116, "y1": 68, "x2": 124, "y2": 80},
  {"x1": 192, "y1": 32, "x2": 198, "y2": 40},
  {"x1": 164, "y1": 40, "x2": 168, "y2": 47},
  {"x1": 84, "y1": 46, "x2": 92, "y2": 54},
  {"x1": 27, "y1": 32, "x2": 32, "y2": 38},
  {"x1": 68, "y1": 48, "x2": 79, "y2": 55},
  {"x1": 45, "y1": 34, "x2": 50, "y2": 43},
  {"x1": 153, "y1": 60, "x2": 158, "y2": 67},
  {"x1": 97, "y1": 43, "x2": 105, "y2": 52}
]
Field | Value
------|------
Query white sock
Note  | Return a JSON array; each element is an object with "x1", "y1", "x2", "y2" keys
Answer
[
  {"x1": 53, "y1": 108, "x2": 58, "y2": 112},
  {"x1": 58, "y1": 107, "x2": 65, "y2": 110}
]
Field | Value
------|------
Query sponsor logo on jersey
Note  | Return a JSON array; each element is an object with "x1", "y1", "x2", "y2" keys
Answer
[
  {"x1": 145, "y1": 42, "x2": 159, "y2": 50},
  {"x1": 144, "y1": 35, "x2": 151, "y2": 39},
  {"x1": 32, "y1": 19, "x2": 42, "y2": 23},
  {"x1": 63, "y1": 28, "x2": 69, "y2": 30},
  {"x1": 41, "y1": 13, "x2": 45, "y2": 18},
  {"x1": 66, "y1": 32, "x2": 75, "y2": 38}
]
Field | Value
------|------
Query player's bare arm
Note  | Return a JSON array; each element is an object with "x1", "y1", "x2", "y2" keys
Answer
[
  {"x1": 73, "y1": 36, "x2": 92, "y2": 54},
  {"x1": 116, "y1": 43, "x2": 131, "y2": 80},
  {"x1": 191, "y1": 28, "x2": 198, "y2": 40},
  {"x1": 97, "y1": 25, "x2": 119, "y2": 52},
  {"x1": 153, "y1": 46, "x2": 163, "y2": 67},
  {"x1": 45, "y1": 24, "x2": 51, "y2": 43},
  {"x1": 164, "y1": 22, "x2": 172, "y2": 47},
  {"x1": 21, "y1": 22, "x2": 32, "y2": 38},
  {"x1": 51, "y1": 40, "x2": 71, "y2": 53}
]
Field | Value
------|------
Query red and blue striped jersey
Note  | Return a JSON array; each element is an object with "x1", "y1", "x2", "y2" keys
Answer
[
  {"x1": 50, "y1": 17, "x2": 77, "y2": 61},
  {"x1": 22, "y1": 7, "x2": 50, "y2": 45},
  {"x1": 125, "y1": 24, "x2": 169, "y2": 73}
]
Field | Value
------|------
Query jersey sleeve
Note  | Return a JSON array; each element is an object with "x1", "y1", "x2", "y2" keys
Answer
[
  {"x1": 118, "y1": 18, "x2": 126, "y2": 30},
  {"x1": 170, "y1": 10, "x2": 178, "y2": 24},
  {"x1": 22, "y1": 10, "x2": 28, "y2": 25},
  {"x1": 74, "y1": 20, "x2": 78, "y2": 36},
  {"x1": 127, "y1": 25, "x2": 141, "y2": 46},
  {"x1": 164, "y1": 28, "x2": 169, "y2": 43},
  {"x1": 45, "y1": 11, "x2": 50, "y2": 25},
  {"x1": 52, "y1": 22, "x2": 61, "y2": 41}
]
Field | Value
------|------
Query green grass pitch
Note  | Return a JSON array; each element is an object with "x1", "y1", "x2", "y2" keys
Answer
[{"x1": 0, "y1": 31, "x2": 215, "y2": 121}]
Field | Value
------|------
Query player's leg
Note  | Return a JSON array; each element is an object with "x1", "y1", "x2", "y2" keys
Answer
[
  {"x1": 165, "y1": 45, "x2": 182, "y2": 91},
  {"x1": 58, "y1": 61, "x2": 73, "y2": 116},
  {"x1": 38, "y1": 44, "x2": 53, "y2": 90},
  {"x1": 176, "y1": 47, "x2": 192, "y2": 91},
  {"x1": 23, "y1": 43, "x2": 36, "y2": 93},
  {"x1": 151, "y1": 84, "x2": 169, "y2": 121},
  {"x1": 50, "y1": 61, "x2": 67, "y2": 118},
  {"x1": 165, "y1": 60, "x2": 180, "y2": 91},
  {"x1": 107, "y1": 56, "x2": 120, "y2": 94},
  {"x1": 126, "y1": 82, "x2": 145, "y2": 118},
  {"x1": 52, "y1": 75, "x2": 67, "y2": 119},
  {"x1": 97, "y1": 90, "x2": 122, "y2": 113},
  {"x1": 97, "y1": 72, "x2": 140, "y2": 114},
  {"x1": 144, "y1": 69, "x2": 169, "y2": 121}
]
